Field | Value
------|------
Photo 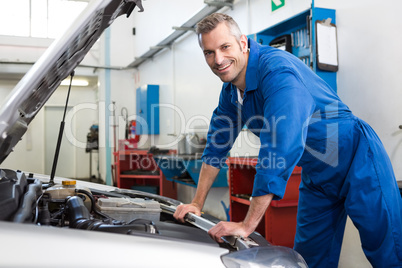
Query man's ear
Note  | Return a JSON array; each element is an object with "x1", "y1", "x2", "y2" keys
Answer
[{"x1": 240, "y1": 34, "x2": 248, "y2": 53}]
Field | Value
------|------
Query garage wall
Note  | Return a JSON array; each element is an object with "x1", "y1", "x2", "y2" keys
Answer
[
  {"x1": 127, "y1": 0, "x2": 313, "y2": 150},
  {"x1": 1, "y1": 0, "x2": 400, "y2": 184},
  {"x1": 316, "y1": 0, "x2": 402, "y2": 180},
  {"x1": 114, "y1": 0, "x2": 402, "y2": 182}
]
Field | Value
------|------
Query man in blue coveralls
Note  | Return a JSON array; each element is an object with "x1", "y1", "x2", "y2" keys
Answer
[{"x1": 173, "y1": 13, "x2": 402, "y2": 267}]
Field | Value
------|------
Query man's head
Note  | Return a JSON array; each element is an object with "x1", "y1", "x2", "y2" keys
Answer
[{"x1": 196, "y1": 13, "x2": 249, "y2": 89}]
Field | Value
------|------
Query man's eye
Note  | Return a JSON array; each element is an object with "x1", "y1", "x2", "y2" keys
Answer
[
  {"x1": 204, "y1": 51, "x2": 213, "y2": 57},
  {"x1": 222, "y1": 45, "x2": 229, "y2": 50}
]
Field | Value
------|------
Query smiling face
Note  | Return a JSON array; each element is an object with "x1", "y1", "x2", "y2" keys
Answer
[{"x1": 199, "y1": 22, "x2": 249, "y2": 90}]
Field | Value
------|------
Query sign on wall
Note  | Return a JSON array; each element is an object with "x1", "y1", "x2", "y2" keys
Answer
[{"x1": 271, "y1": 0, "x2": 285, "y2": 12}]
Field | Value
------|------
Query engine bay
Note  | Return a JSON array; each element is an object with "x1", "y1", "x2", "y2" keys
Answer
[{"x1": 0, "y1": 169, "x2": 218, "y2": 246}]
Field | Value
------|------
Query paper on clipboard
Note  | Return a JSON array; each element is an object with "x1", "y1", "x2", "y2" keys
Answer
[{"x1": 316, "y1": 20, "x2": 338, "y2": 71}]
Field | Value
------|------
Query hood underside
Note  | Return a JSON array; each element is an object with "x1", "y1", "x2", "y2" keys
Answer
[{"x1": 0, "y1": 0, "x2": 140, "y2": 164}]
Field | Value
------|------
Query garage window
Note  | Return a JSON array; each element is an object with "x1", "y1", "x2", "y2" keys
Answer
[{"x1": 0, "y1": 0, "x2": 87, "y2": 38}]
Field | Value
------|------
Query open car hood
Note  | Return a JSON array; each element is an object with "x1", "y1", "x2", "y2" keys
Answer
[{"x1": 0, "y1": 0, "x2": 139, "y2": 164}]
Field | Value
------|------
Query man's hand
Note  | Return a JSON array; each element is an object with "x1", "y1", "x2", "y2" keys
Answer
[
  {"x1": 173, "y1": 203, "x2": 202, "y2": 223},
  {"x1": 174, "y1": 163, "x2": 220, "y2": 223},
  {"x1": 208, "y1": 221, "x2": 251, "y2": 243},
  {"x1": 208, "y1": 194, "x2": 274, "y2": 243}
]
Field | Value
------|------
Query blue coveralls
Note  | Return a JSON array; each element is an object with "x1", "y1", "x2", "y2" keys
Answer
[{"x1": 202, "y1": 38, "x2": 402, "y2": 267}]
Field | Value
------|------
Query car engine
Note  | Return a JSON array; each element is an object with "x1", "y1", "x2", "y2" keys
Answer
[{"x1": 0, "y1": 168, "x2": 218, "y2": 246}]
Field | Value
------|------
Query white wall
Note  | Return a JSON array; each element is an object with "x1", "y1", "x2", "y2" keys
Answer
[
  {"x1": 122, "y1": 0, "x2": 402, "y2": 181},
  {"x1": 316, "y1": 0, "x2": 402, "y2": 179}
]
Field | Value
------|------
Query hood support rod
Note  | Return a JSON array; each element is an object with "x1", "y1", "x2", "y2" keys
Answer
[{"x1": 48, "y1": 71, "x2": 74, "y2": 186}]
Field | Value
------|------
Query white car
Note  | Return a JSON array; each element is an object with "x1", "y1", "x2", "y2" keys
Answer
[{"x1": 0, "y1": 1, "x2": 307, "y2": 267}]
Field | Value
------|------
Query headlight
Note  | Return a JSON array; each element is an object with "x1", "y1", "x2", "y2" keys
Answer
[{"x1": 221, "y1": 245, "x2": 308, "y2": 268}]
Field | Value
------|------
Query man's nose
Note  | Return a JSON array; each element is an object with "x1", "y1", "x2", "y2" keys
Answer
[{"x1": 214, "y1": 51, "x2": 224, "y2": 65}]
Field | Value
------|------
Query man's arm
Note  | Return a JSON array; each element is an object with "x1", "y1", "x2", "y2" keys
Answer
[
  {"x1": 208, "y1": 193, "x2": 274, "y2": 243},
  {"x1": 173, "y1": 162, "x2": 220, "y2": 222}
]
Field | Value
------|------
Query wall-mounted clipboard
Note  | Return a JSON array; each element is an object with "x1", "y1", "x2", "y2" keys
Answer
[{"x1": 316, "y1": 19, "x2": 338, "y2": 72}]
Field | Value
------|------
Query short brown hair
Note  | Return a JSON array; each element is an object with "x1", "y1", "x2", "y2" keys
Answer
[{"x1": 196, "y1": 13, "x2": 242, "y2": 43}]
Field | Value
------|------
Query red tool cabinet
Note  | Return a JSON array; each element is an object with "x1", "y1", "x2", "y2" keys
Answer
[
  {"x1": 226, "y1": 157, "x2": 301, "y2": 248},
  {"x1": 113, "y1": 141, "x2": 177, "y2": 199}
]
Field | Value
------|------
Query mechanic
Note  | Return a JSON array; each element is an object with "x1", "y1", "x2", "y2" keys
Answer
[{"x1": 173, "y1": 13, "x2": 402, "y2": 267}]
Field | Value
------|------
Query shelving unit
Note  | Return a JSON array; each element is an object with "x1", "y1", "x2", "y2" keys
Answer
[
  {"x1": 253, "y1": 7, "x2": 337, "y2": 91},
  {"x1": 113, "y1": 143, "x2": 177, "y2": 199},
  {"x1": 226, "y1": 157, "x2": 301, "y2": 248}
]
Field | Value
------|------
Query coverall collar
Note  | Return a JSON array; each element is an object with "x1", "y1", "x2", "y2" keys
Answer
[
  {"x1": 244, "y1": 38, "x2": 260, "y2": 92},
  {"x1": 223, "y1": 38, "x2": 260, "y2": 93}
]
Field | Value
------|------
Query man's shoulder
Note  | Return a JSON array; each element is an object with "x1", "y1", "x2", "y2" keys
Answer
[
  {"x1": 258, "y1": 48, "x2": 294, "y2": 67},
  {"x1": 250, "y1": 38, "x2": 301, "y2": 69}
]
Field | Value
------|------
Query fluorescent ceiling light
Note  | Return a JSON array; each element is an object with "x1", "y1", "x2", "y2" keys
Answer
[{"x1": 60, "y1": 78, "x2": 89, "y2": 87}]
